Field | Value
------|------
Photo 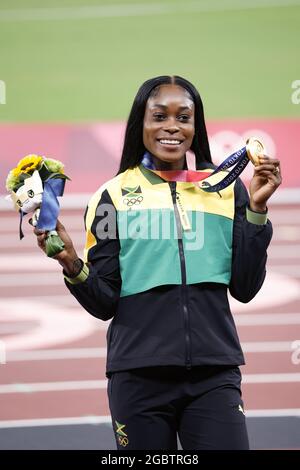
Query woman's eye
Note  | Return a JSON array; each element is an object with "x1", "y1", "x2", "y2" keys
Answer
[
  {"x1": 28, "y1": 190, "x2": 35, "y2": 198},
  {"x1": 153, "y1": 114, "x2": 165, "y2": 121},
  {"x1": 178, "y1": 115, "x2": 190, "y2": 122},
  {"x1": 153, "y1": 113, "x2": 190, "y2": 122}
]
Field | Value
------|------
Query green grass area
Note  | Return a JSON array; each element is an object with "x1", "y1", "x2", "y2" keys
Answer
[{"x1": 0, "y1": 0, "x2": 299, "y2": 122}]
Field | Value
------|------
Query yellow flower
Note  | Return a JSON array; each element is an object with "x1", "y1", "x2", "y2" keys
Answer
[{"x1": 12, "y1": 154, "x2": 43, "y2": 178}]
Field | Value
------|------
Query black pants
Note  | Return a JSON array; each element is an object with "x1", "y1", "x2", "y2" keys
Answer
[{"x1": 107, "y1": 365, "x2": 249, "y2": 450}]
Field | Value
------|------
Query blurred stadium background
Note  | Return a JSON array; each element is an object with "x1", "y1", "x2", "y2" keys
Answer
[{"x1": 0, "y1": 0, "x2": 299, "y2": 450}]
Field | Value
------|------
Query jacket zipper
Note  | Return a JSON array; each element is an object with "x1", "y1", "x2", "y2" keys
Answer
[{"x1": 169, "y1": 181, "x2": 192, "y2": 370}]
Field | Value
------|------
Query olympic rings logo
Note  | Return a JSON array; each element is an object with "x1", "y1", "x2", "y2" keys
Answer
[
  {"x1": 118, "y1": 436, "x2": 129, "y2": 447},
  {"x1": 123, "y1": 195, "x2": 143, "y2": 206}
]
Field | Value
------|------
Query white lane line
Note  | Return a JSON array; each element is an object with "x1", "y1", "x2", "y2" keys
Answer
[
  {"x1": 7, "y1": 348, "x2": 107, "y2": 361},
  {"x1": 3, "y1": 341, "x2": 298, "y2": 362},
  {"x1": 0, "y1": 409, "x2": 299, "y2": 429},
  {"x1": 236, "y1": 313, "x2": 300, "y2": 326},
  {"x1": 0, "y1": 0, "x2": 299, "y2": 22},
  {"x1": 1, "y1": 373, "x2": 300, "y2": 394},
  {"x1": 242, "y1": 342, "x2": 296, "y2": 352},
  {"x1": 242, "y1": 373, "x2": 300, "y2": 383},
  {"x1": 0, "y1": 416, "x2": 112, "y2": 429},
  {"x1": 246, "y1": 408, "x2": 300, "y2": 417},
  {"x1": 0, "y1": 272, "x2": 64, "y2": 286},
  {"x1": 0, "y1": 380, "x2": 107, "y2": 394}
]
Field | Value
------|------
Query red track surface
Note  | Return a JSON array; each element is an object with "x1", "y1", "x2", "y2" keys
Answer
[{"x1": 1, "y1": 204, "x2": 300, "y2": 427}]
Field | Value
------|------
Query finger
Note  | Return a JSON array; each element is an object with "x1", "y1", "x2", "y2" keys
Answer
[
  {"x1": 255, "y1": 172, "x2": 278, "y2": 187},
  {"x1": 273, "y1": 167, "x2": 281, "y2": 177},
  {"x1": 267, "y1": 172, "x2": 282, "y2": 186},
  {"x1": 253, "y1": 170, "x2": 282, "y2": 185},
  {"x1": 254, "y1": 169, "x2": 278, "y2": 177},
  {"x1": 254, "y1": 164, "x2": 279, "y2": 172},
  {"x1": 259, "y1": 156, "x2": 280, "y2": 165},
  {"x1": 256, "y1": 166, "x2": 282, "y2": 176}
]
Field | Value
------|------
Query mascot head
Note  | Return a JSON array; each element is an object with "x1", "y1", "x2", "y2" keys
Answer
[{"x1": 8, "y1": 170, "x2": 43, "y2": 214}]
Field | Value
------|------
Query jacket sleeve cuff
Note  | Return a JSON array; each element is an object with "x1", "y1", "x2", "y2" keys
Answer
[
  {"x1": 64, "y1": 263, "x2": 90, "y2": 285},
  {"x1": 246, "y1": 206, "x2": 268, "y2": 225}
]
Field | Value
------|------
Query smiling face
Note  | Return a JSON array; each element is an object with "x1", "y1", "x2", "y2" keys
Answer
[{"x1": 143, "y1": 84, "x2": 195, "y2": 170}]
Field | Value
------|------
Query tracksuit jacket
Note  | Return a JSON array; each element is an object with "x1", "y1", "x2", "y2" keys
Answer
[{"x1": 65, "y1": 162, "x2": 273, "y2": 378}]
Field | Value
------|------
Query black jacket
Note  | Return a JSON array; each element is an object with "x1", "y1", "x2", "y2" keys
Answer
[{"x1": 65, "y1": 164, "x2": 273, "y2": 378}]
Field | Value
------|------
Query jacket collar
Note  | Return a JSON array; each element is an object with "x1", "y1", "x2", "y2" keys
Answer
[
  {"x1": 138, "y1": 163, "x2": 166, "y2": 185},
  {"x1": 137, "y1": 162, "x2": 216, "y2": 187}
]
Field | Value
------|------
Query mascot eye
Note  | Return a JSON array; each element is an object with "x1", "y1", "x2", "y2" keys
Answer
[
  {"x1": 17, "y1": 200, "x2": 23, "y2": 207},
  {"x1": 27, "y1": 190, "x2": 35, "y2": 198}
]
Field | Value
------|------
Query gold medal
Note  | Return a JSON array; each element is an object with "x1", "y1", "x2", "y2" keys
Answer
[{"x1": 246, "y1": 137, "x2": 265, "y2": 166}]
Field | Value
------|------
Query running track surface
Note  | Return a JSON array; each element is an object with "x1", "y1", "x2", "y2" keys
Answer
[{"x1": 0, "y1": 204, "x2": 299, "y2": 449}]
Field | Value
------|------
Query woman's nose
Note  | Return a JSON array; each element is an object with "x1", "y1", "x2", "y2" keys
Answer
[
  {"x1": 163, "y1": 120, "x2": 179, "y2": 133},
  {"x1": 165, "y1": 127, "x2": 179, "y2": 134}
]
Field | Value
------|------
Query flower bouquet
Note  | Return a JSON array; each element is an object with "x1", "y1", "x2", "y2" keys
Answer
[{"x1": 6, "y1": 154, "x2": 70, "y2": 257}]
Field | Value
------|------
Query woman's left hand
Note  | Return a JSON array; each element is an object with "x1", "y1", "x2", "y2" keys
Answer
[{"x1": 249, "y1": 155, "x2": 282, "y2": 212}]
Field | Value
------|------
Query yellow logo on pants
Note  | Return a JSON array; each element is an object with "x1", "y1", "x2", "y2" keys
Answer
[{"x1": 115, "y1": 420, "x2": 129, "y2": 447}]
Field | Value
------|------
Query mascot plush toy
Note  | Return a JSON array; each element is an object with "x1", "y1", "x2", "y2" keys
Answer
[{"x1": 6, "y1": 154, "x2": 69, "y2": 257}]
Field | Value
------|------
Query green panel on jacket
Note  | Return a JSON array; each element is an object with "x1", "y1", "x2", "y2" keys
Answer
[
  {"x1": 118, "y1": 208, "x2": 233, "y2": 297},
  {"x1": 183, "y1": 211, "x2": 233, "y2": 285}
]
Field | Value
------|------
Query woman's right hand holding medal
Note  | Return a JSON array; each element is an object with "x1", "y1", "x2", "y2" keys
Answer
[{"x1": 249, "y1": 155, "x2": 282, "y2": 212}]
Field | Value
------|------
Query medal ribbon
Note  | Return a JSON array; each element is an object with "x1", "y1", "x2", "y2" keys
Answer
[
  {"x1": 141, "y1": 151, "x2": 211, "y2": 182},
  {"x1": 141, "y1": 148, "x2": 250, "y2": 192},
  {"x1": 141, "y1": 148, "x2": 251, "y2": 232}
]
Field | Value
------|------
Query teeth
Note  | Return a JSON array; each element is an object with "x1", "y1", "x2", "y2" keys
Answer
[{"x1": 159, "y1": 139, "x2": 181, "y2": 145}]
